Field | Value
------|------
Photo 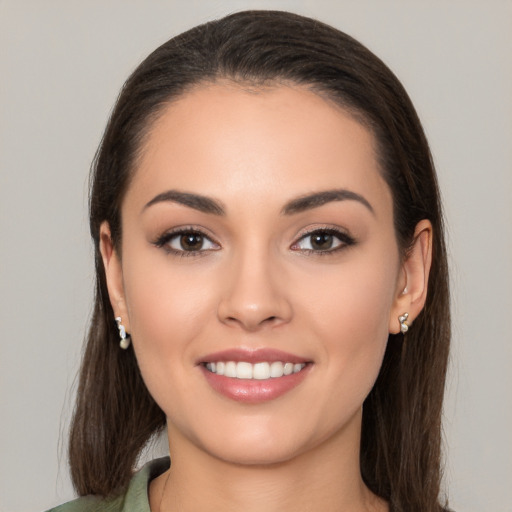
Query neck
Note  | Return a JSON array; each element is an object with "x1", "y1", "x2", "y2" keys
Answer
[{"x1": 150, "y1": 411, "x2": 387, "y2": 512}]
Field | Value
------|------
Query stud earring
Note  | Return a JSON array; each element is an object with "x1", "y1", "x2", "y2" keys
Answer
[
  {"x1": 398, "y1": 313, "x2": 409, "y2": 334},
  {"x1": 115, "y1": 316, "x2": 131, "y2": 349}
]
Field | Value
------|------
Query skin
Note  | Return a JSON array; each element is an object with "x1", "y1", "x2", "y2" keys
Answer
[{"x1": 100, "y1": 83, "x2": 432, "y2": 512}]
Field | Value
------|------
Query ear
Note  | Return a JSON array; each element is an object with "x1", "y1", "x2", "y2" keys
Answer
[
  {"x1": 389, "y1": 219, "x2": 433, "y2": 334},
  {"x1": 99, "y1": 221, "x2": 130, "y2": 332}
]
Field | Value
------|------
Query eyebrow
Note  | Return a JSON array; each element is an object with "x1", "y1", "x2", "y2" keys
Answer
[
  {"x1": 143, "y1": 190, "x2": 225, "y2": 215},
  {"x1": 282, "y1": 189, "x2": 375, "y2": 215},
  {"x1": 143, "y1": 188, "x2": 374, "y2": 217}
]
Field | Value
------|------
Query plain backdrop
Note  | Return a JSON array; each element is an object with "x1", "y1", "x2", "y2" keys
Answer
[{"x1": 1, "y1": 1, "x2": 511, "y2": 511}]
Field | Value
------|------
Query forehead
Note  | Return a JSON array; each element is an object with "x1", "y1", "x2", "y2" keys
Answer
[{"x1": 127, "y1": 82, "x2": 391, "y2": 215}]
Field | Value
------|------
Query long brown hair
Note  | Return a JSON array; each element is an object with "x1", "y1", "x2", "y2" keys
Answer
[{"x1": 69, "y1": 11, "x2": 450, "y2": 511}]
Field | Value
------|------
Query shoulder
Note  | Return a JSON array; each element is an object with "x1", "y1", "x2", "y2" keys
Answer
[
  {"x1": 45, "y1": 457, "x2": 170, "y2": 512},
  {"x1": 45, "y1": 494, "x2": 123, "y2": 512}
]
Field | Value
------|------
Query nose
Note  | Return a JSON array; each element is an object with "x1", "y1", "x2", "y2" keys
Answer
[{"x1": 217, "y1": 249, "x2": 293, "y2": 332}]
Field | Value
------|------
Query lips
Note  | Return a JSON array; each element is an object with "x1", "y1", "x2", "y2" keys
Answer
[{"x1": 198, "y1": 349, "x2": 311, "y2": 403}]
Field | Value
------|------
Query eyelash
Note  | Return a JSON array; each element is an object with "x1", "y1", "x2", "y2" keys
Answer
[
  {"x1": 153, "y1": 226, "x2": 355, "y2": 257},
  {"x1": 153, "y1": 227, "x2": 220, "y2": 258},
  {"x1": 291, "y1": 227, "x2": 356, "y2": 255}
]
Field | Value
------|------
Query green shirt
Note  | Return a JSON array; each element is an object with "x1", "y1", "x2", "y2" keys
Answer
[{"x1": 47, "y1": 457, "x2": 170, "y2": 512}]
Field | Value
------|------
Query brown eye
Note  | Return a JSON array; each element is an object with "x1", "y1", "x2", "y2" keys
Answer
[
  {"x1": 310, "y1": 232, "x2": 334, "y2": 250},
  {"x1": 292, "y1": 228, "x2": 355, "y2": 253},
  {"x1": 160, "y1": 230, "x2": 218, "y2": 253},
  {"x1": 180, "y1": 233, "x2": 204, "y2": 251}
]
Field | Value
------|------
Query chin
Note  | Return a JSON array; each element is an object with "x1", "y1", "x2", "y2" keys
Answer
[
  {"x1": 179, "y1": 420, "x2": 307, "y2": 467},
  {"x1": 207, "y1": 441, "x2": 305, "y2": 467},
  {"x1": 192, "y1": 418, "x2": 342, "y2": 468}
]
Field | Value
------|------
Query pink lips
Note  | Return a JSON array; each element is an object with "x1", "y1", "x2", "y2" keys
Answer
[
  {"x1": 198, "y1": 348, "x2": 311, "y2": 404},
  {"x1": 199, "y1": 348, "x2": 308, "y2": 365}
]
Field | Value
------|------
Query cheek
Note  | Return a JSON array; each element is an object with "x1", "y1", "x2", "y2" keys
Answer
[
  {"x1": 308, "y1": 251, "x2": 398, "y2": 333},
  {"x1": 301, "y1": 246, "x2": 399, "y2": 384},
  {"x1": 119, "y1": 248, "x2": 219, "y2": 395},
  {"x1": 119, "y1": 255, "x2": 213, "y2": 415},
  {"x1": 123, "y1": 251, "x2": 214, "y2": 337}
]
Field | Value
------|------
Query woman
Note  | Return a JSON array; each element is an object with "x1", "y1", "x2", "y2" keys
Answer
[{"x1": 50, "y1": 10, "x2": 450, "y2": 512}]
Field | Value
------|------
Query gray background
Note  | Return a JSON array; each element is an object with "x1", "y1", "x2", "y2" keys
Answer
[{"x1": 1, "y1": 1, "x2": 511, "y2": 511}]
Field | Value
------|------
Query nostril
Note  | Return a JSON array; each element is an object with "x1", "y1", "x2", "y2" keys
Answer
[
  {"x1": 224, "y1": 314, "x2": 281, "y2": 330},
  {"x1": 218, "y1": 294, "x2": 293, "y2": 331}
]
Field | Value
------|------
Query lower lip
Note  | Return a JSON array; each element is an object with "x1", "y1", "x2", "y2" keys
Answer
[{"x1": 200, "y1": 365, "x2": 311, "y2": 404}]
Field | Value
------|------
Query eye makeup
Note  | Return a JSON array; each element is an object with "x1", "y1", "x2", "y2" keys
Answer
[
  {"x1": 152, "y1": 226, "x2": 220, "y2": 257},
  {"x1": 152, "y1": 223, "x2": 356, "y2": 259}
]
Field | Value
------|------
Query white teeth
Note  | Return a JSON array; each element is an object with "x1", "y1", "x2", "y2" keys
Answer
[
  {"x1": 253, "y1": 362, "x2": 270, "y2": 380},
  {"x1": 205, "y1": 361, "x2": 306, "y2": 379},
  {"x1": 225, "y1": 361, "x2": 237, "y2": 378},
  {"x1": 283, "y1": 362, "x2": 294, "y2": 375},
  {"x1": 236, "y1": 362, "x2": 253, "y2": 379},
  {"x1": 270, "y1": 361, "x2": 284, "y2": 378}
]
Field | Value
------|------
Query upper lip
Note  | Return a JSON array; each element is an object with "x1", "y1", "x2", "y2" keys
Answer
[{"x1": 197, "y1": 348, "x2": 310, "y2": 365}]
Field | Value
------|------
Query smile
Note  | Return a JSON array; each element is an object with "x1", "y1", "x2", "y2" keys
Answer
[
  {"x1": 204, "y1": 361, "x2": 307, "y2": 380},
  {"x1": 199, "y1": 349, "x2": 312, "y2": 403}
]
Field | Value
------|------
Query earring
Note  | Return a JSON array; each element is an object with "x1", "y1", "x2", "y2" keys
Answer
[
  {"x1": 115, "y1": 316, "x2": 131, "y2": 349},
  {"x1": 398, "y1": 313, "x2": 409, "y2": 334}
]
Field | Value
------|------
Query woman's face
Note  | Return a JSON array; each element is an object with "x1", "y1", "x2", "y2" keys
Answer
[{"x1": 103, "y1": 83, "x2": 408, "y2": 465}]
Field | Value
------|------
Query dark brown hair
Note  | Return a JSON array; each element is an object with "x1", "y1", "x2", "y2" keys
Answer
[{"x1": 69, "y1": 10, "x2": 450, "y2": 511}]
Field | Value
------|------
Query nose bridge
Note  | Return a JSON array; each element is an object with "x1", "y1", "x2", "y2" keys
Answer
[{"x1": 217, "y1": 240, "x2": 292, "y2": 330}]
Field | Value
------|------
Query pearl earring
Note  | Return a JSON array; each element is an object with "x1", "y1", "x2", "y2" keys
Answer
[
  {"x1": 115, "y1": 317, "x2": 131, "y2": 349},
  {"x1": 398, "y1": 313, "x2": 409, "y2": 334}
]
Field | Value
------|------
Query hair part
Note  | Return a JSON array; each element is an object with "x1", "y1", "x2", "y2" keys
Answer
[{"x1": 70, "y1": 11, "x2": 450, "y2": 511}]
